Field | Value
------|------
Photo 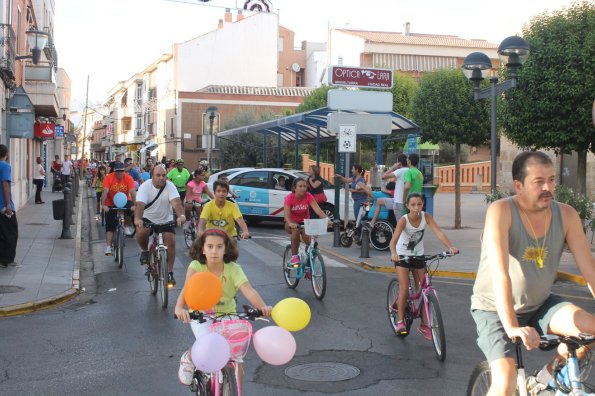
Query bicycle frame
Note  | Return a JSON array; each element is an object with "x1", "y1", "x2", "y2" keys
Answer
[{"x1": 406, "y1": 270, "x2": 436, "y2": 321}]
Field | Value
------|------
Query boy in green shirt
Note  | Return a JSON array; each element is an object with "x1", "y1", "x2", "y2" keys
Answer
[{"x1": 403, "y1": 153, "x2": 424, "y2": 203}]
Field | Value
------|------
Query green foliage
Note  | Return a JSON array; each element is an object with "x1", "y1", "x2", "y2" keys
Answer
[
  {"x1": 554, "y1": 185, "x2": 593, "y2": 227},
  {"x1": 296, "y1": 85, "x2": 335, "y2": 113},
  {"x1": 412, "y1": 69, "x2": 490, "y2": 147},
  {"x1": 390, "y1": 72, "x2": 419, "y2": 119},
  {"x1": 499, "y1": 0, "x2": 595, "y2": 154},
  {"x1": 484, "y1": 188, "x2": 510, "y2": 204},
  {"x1": 437, "y1": 143, "x2": 469, "y2": 164}
]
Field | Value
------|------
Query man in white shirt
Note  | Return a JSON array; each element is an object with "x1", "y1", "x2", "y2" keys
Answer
[
  {"x1": 134, "y1": 165, "x2": 185, "y2": 287},
  {"x1": 382, "y1": 153, "x2": 408, "y2": 222},
  {"x1": 61, "y1": 155, "x2": 73, "y2": 185}
]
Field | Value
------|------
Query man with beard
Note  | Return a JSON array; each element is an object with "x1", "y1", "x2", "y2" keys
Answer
[
  {"x1": 470, "y1": 151, "x2": 595, "y2": 396},
  {"x1": 135, "y1": 165, "x2": 185, "y2": 287}
]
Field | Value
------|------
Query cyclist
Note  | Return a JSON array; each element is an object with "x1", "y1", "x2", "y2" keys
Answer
[
  {"x1": 134, "y1": 165, "x2": 186, "y2": 287},
  {"x1": 284, "y1": 177, "x2": 329, "y2": 266},
  {"x1": 389, "y1": 192, "x2": 458, "y2": 338},
  {"x1": 100, "y1": 162, "x2": 136, "y2": 256},
  {"x1": 175, "y1": 228, "x2": 272, "y2": 385},
  {"x1": 92, "y1": 165, "x2": 107, "y2": 218},
  {"x1": 167, "y1": 159, "x2": 191, "y2": 201},
  {"x1": 198, "y1": 180, "x2": 249, "y2": 239},
  {"x1": 183, "y1": 168, "x2": 214, "y2": 231},
  {"x1": 470, "y1": 151, "x2": 595, "y2": 396},
  {"x1": 124, "y1": 157, "x2": 142, "y2": 184}
]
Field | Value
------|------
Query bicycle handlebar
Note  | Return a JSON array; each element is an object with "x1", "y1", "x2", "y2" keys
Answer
[
  {"x1": 143, "y1": 220, "x2": 177, "y2": 229},
  {"x1": 398, "y1": 251, "x2": 459, "y2": 262},
  {"x1": 174, "y1": 305, "x2": 264, "y2": 323}
]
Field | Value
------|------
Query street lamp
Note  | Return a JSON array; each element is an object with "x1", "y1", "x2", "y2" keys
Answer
[
  {"x1": 206, "y1": 106, "x2": 218, "y2": 167},
  {"x1": 462, "y1": 35, "x2": 530, "y2": 192},
  {"x1": 16, "y1": 30, "x2": 50, "y2": 64}
]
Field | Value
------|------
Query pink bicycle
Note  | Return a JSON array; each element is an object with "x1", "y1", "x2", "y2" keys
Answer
[{"x1": 184, "y1": 306, "x2": 264, "y2": 396}]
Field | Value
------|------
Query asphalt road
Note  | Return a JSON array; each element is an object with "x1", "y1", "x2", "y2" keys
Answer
[{"x1": 0, "y1": 196, "x2": 593, "y2": 395}]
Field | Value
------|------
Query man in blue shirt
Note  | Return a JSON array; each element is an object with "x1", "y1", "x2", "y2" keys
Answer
[
  {"x1": 124, "y1": 157, "x2": 142, "y2": 184},
  {"x1": 0, "y1": 144, "x2": 17, "y2": 267}
]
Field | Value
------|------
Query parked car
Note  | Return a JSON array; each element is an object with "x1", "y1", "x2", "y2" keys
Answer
[
  {"x1": 207, "y1": 167, "x2": 253, "y2": 184},
  {"x1": 217, "y1": 168, "x2": 354, "y2": 223}
]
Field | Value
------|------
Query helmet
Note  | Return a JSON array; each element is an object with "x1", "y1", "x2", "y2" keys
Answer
[
  {"x1": 176, "y1": 159, "x2": 184, "y2": 164},
  {"x1": 199, "y1": 160, "x2": 209, "y2": 171}
]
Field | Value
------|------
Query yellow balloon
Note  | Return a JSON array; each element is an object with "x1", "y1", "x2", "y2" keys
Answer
[{"x1": 272, "y1": 298, "x2": 311, "y2": 332}]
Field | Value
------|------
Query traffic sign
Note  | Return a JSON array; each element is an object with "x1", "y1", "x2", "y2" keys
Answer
[
  {"x1": 328, "y1": 90, "x2": 393, "y2": 112},
  {"x1": 407, "y1": 134, "x2": 417, "y2": 154},
  {"x1": 338, "y1": 125, "x2": 356, "y2": 153},
  {"x1": 328, "y1": 113, "x2": 392, "y2": 135},
  {"x1": 329, "y1": 66, "x2": 393, "y2": 89}
]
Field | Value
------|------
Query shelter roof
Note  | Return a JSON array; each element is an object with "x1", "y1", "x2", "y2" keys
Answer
[{"x1": 336, "y1": 29, "x2": 498, "y2": 49}]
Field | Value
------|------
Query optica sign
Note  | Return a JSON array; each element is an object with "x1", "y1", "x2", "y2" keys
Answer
[{"x1": 329, "y1": 66, "x2": 393, "y2": 89}]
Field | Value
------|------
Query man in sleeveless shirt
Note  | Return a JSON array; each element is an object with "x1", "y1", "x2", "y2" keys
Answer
[{"x1": 470, "y1": 151, "x2": 595, "y2": 396}]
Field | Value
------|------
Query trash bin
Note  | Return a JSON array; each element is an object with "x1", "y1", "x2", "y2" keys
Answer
[
  {"x1": 52, "y1": 199, "x2": 65, "y2": 220},
  {"x1": 422, "y1": 185, "x2": 438, "y2": 215}
]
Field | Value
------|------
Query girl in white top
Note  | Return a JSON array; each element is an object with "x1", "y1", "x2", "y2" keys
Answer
[
  {"x1": 389, "y1": 192, "x2": 458, "y2": 338},
  {"x1": 33, "y1": 157, "x2": 45, "y2": 204}
]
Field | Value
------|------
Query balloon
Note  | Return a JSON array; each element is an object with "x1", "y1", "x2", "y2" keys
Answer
[
  {"x1": 113, "y1": 192, "x2": 127, "y2": 209},
  {"x1": 253, "y1": 326, "x2": 296, "y2": 365},
  {"x1": 142, "y1": 172, "x2": 150, "y2": 181},
  {"x1": 271, "y1": 298, "x2": 311, "y2": 332},
  {"x1": 184, "y1": 272, "x2": 223, "y2": 311},
  {"x1": 191, "y1": 333, "x2": 230, "y2": 373}
]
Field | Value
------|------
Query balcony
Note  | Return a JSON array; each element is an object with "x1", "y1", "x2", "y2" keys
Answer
[
  {"x1": 0, "y1": 24, "x2": 16, "y2": 89},
  {"x1": 23, "y1": 64, "x2": 58, "y2": 117},
  {"x1": 129, "y1": 129, "x2": 146, "y2": 144},
  {"x1": 101, "y1": 137, "x2": 113, "y2": 147}
]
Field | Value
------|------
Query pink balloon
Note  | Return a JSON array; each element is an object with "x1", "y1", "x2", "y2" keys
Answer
[
  {"x1": 191, "y1": 333, "x2": 231, "y2": 373},
  {"x1": 253, "y1": 326, "x2": 296, "y2": 365}
]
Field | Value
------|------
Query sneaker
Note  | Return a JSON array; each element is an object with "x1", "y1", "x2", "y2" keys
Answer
[
  {"x1": 289, "y1": 255, "x2": 300, "y2": 266},
  {"x1": 140, "y1": 250, "x2": 150, "y2": 266},
  {"x1": 395, "y1": 321, "x2": 408, "y2": 335},
  {"x1": 105, "y1": 246, "x2": 113, "y2": 256},
  {"x1": 124, "y1": 225, "x2": 135, "y2": 236},
  {"x1": 417, "y1": 324, "x2": 432, "y2": 340},
  {"x1": 178, "y1": 351, "x2": 195, "y2": 386},
  {"x1": 526, "y1": 375, "x2": 553, "y2": 396},
  {"x1": 168, "y1": 272, "x2": 176, "y2": 288}
]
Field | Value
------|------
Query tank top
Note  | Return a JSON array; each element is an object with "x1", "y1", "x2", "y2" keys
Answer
[
  {"x1": 351, "y1": 176, "x2": 367, "y2": 201},
  {"x1": 396, "y1": 212, "x2": 427, "y2": 256},
  {"x1": 471, "y1": 198, "x2": 564, "y2": 314}
]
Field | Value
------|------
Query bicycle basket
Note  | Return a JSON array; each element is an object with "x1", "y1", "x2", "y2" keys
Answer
[
  {"x1": 210, "y1": 319, "x2": 253, "y2": 360},
  {"x1": 304, "y1": 219, "x2": 328, "y2": 236}
]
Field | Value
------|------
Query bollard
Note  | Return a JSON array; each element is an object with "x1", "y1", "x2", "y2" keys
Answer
[
  {"x1": 60, "y1": 185, "x2": 73, "y2": 239},
  {"x1": 65, "y1": 181, "x2": 75, "y2": 225},
  {"x1": 360, "y1": 223, "x2": 371, "y2": 258},
  {"x1": 333, "y1": 219, "x2": 342, "y2": 247},
  {"x1": 69, "y1": 176, "x2": 76, "y2": 208}
]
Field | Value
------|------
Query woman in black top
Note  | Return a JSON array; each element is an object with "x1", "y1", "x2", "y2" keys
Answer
[{"x1": 307, "y1": 165, "x2": 326, "y2": 218}]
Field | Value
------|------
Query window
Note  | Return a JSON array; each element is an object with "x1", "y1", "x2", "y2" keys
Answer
[
  {"x1": 272, "y1": 172, "x2": 291, "y2": 191},
  {"x1": 16, "y1": 8, "x2": 21, "y2": 56},
  {"x1": 230, "y1": 171, "x2": 268, "y2": 188},
  {"x1": 136, "y1": 84, "x2": 142, "y2": 101},
  {"x1": 135, "y1": 115, "x2": 142, "y2": 130}
]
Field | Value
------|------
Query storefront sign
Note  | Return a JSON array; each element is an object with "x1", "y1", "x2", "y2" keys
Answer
[
  {"x1": 34, "y1": 123, "x2": 55, "y2": 139},
  {"x1": 329, "y1": 66, "x2": 393, "y2": 89},
  {"x1": 54, "y1": 125, "x2": 64, "y2": 138}
]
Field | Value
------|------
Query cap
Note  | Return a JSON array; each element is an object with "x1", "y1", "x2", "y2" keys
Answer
[
  {"x1": 176, "y1": 159, "x2": 185, "y2": 164},
  {"x1": 113, "y1": 162, "x2": 125, "y2": 171}
]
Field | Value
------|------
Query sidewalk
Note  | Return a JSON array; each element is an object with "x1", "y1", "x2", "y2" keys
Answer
[
  {"x1": 0, "y1": 189, "x2": 81, "y2": 316},
  {"x1": 318, "y1": 193, "x2": 592, "y2": 285}
]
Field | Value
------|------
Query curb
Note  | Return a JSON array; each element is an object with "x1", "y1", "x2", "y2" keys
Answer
[
  {"x1": 0, "y1": 188, "x2": 84, "y2": 317},
  {"x1": 318, "y1": 246, "x2": 586, "y2": 285}
]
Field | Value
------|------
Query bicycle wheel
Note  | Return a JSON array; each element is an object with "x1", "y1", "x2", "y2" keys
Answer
[
  {"x1": 426, "y1": 292, "x2": 446, "y2": 361},
  {"x1": 310, "y1": 253, "x2": 326, "y2": 300},
  {"x1": 220, "y1": 365, "x2": 238, "y2": 396},
  {"x1": 113, "y1": 227, "x2": 120, "y2": 262},
  {"x1": 282, "y1": 245, "x2": 300, "y2": 289},
  {"x1": 158, "y1": 248, "x2": 169, "y2": 308},
  {"x1": 466, "y1": 361, "x2": 491, "y2": 396},
  {"x1": 386, "y1": 279, "x2": 413, "y2": 338},
  {"x1": 147, "y1": 250, "x2": 158, "y2": 295},
  {"x1": 339, "y1": 232, "x2": 353, "y2": 247},
  {"x1": 370, "y1": 221, "x2": 393, "y2": 251},
  {"x1": 117, "y1": 227, "x2": 125, "y2": 269}
]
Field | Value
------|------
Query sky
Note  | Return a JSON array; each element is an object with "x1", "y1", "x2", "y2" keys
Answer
[{"x1": 55, "y1": 0, "x2": 577, "y2": 111}]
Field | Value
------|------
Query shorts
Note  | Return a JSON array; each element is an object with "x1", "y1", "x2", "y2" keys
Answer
[
  {"x1": 142, "y1": 218, "x2": 176, "y2": 235},
  {"x1": 96, "y1": 191, "x2": 102, "y2": 202},
  {"x1": 105, "y1": 201, "x2": 134, "y2": 232},
  {"x1": 471, "y1": 294, "x2": 570, "y2": 363},
  {"x1": 178, "y1": 190, "x2": 186, "y2": 201},
  {"x1": 380, "y1": 197, "x2": 393, "y2": 210},
  {"x1": 394, "y1": 256, "x2": 425, "y2": 270},
  {"x1": 393, "y1": 202, "x2": 405, "y2": 219}
]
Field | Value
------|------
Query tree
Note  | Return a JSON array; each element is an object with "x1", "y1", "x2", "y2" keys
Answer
[
  {"x1": 391, "y1": 72, "x2": 418, "y2": 119},
  {"x1": 296, "y1": 85, "x2": 335, "y2": 113},
  {"x1": 412, "y1": 68, "x2": 490, "y2": 228},
  {"x1": 499, "y1": 0, "x2": 595, "y2": 194}
]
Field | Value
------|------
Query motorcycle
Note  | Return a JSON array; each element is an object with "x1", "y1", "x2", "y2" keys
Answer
[{"x1": 339, "y1": 202, "x2": 372, "y2": 247}]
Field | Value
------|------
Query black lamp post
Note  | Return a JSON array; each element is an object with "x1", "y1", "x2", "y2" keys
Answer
[
  {"x1": 16, "y1": 30, "x2": 50, "y2": 64},
  {"x1": 462, "y1": 35, "x2": 530, "y2": 192},
  {"x1": 207, "y1": 105, "x2": 218, "y2": 166}
]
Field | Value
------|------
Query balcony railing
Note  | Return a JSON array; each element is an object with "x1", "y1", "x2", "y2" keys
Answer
[{"x1": 0, "y1": 24, "x2": 16, "y2": 88}]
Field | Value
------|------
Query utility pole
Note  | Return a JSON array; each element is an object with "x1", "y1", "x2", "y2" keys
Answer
[{"x1": 79, "y1": 75, "x2": 89, "y2": 180}]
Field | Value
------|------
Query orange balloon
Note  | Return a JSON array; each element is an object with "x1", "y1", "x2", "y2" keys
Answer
[{"x1": 184, "y1": 272, "x2": 223, "y2": 311}]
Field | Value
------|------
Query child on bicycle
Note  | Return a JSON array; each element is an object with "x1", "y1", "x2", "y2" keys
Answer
[
  {"x1": 174, "y1": 228, "x2": 272, "y2": 386},
  {"x1": 389, "y1": 192, "x2": 458, "y2": 338},
  {"x1": 183, "y1": 168, "x2": 214, "y2": 231},
  {"x1": 91, "y1": 165, "x2": 106, "y2": 218},
  {"x1": 284, "y1": 177, "x2": 329, "y2": 265}
]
